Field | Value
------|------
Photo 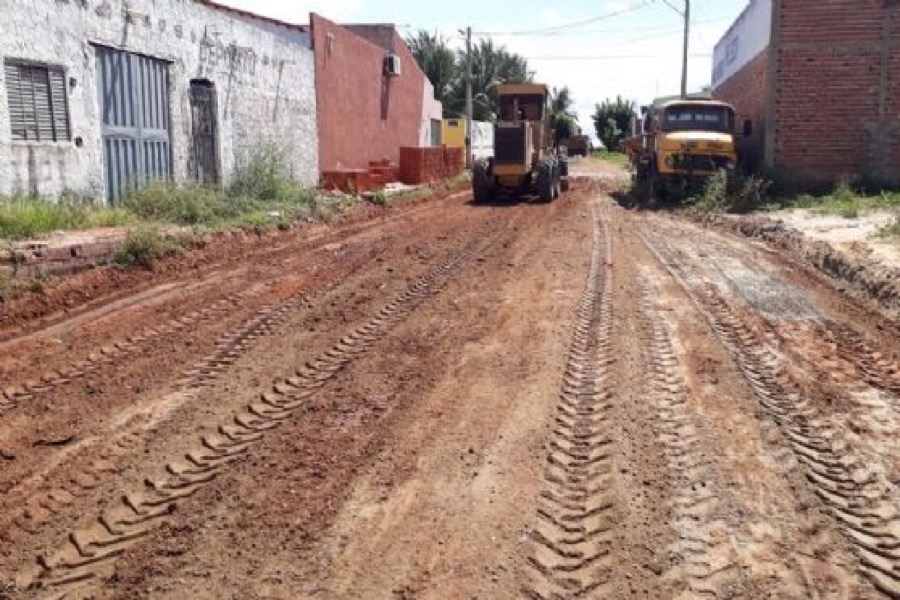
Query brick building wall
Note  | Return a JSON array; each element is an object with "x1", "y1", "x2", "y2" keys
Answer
[
  {"x1": 310, "y1": 13, "x2": 428, "y2": 172},
  {"x1": 713, "y1": 50, "x2": 768, "y2": 171},
  {"x1": 714, "y1": 0, "x2": 900, "y2": 185},
  {"x1": 0, "y1": 0, "x2": 319, "y2": 200},
  {"x1": 773, "y1": 0, "x2": 900, "y2": 184}
]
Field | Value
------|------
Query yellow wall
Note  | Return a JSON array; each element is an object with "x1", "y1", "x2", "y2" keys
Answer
[{"x1": 442, "y1": 118, "x2": 467, "y2": 148}]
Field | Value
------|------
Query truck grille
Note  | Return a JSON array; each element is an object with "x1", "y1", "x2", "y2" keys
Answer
[
  {"x1": 673, "y1": 154, "x2": 731, "y2": 172},
  {"x1": 494, "y1": 125, "x2": 526, "y2": 164}
]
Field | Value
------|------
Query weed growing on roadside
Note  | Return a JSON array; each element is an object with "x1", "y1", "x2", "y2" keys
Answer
[
  {"x1": 780, "y1": 183, "x2": 900, "y2": 218},
  {"x1": 687, "y1": 170, "x2": 771, "y2": 214},
  {"x1": 693, "y1": 169, "x2": 729, "y2": 212},
  {"x1": 877, "y1": 216, "x2": 900, "y2": 240},
  {"x1": 115, "y1": 227, "x2": 179, "y2": 269},
  {"x1": 0, "y1": 196, "x2": 133, "y2": 239},
  {"x1": 372, "y1": 190, "x2": 390, "y2": 207}
]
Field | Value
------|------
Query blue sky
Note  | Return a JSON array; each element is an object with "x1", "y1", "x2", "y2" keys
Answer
[{"x1": 217, "y1": 0, "x2": 751, "y2": 128}]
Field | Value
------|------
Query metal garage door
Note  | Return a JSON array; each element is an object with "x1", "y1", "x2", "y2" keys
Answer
[{"x1": 95, "y1": 46, "x2": 172, "y2": 203}]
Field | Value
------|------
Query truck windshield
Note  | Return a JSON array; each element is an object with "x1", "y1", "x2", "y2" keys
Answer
[{"x1": 661, "y1": 106, "x2": 733, "y2": 133}]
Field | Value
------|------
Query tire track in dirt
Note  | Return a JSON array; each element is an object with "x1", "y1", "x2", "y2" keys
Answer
[
  {"x1": 640, "y1": 231, "x2": 900, "y2": 598},
  {"x1": 522, "y1": 208, "x2": 622, "y2": 599},
  {"x1": 4, "y1": 291, "x2": 317, "y2": 539},
  {"x1": 633, "y1": 274, "x2": 743, "y2": 597},
  {"x1": 23, "y1": 221, "x2": 501, "y2": 598},
  {"x1": 0, "y1": 294, "x2": 244, "y2": 413},
  {"x1": 826, "y1": 322, "x2": 900, "y2": 396},
  {"x1": 0, "y1": 187, "x2": 470, "y2": 344},
  {"x1": 0, "y1": 191, "x2": 476, "y2": 414}
]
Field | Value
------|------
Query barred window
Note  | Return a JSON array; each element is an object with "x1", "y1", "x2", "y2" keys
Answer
[{"x1": 4, "y1": 59, "x2": 71, "y2": 142}]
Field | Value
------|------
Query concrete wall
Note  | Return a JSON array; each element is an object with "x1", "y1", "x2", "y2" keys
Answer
[
  {"x1": 311, "y1": 13, "x2": 428, "y2": 171},
  {"x1": 0, "y1": 0, "x2": 318, "y2": 200},
  {"x1": 773, "y1": 0, "x2": 900, "y2": 184}
]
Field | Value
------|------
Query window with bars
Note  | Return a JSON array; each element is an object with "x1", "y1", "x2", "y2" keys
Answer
[{"x1": 4, "y1": 59, "x2": 71, "y2": 142}]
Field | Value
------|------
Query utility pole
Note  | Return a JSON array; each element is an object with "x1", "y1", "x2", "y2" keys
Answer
[
  {"x1": 680, "y1": 0, "x2": 690, "y2": 98},
  {"x1": 464, "y1": 26, "x2": 473, "y2": 169}
]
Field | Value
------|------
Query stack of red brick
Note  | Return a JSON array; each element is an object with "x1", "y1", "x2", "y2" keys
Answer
[
  {"x1": 321, "y1": 159, "x2": 401, "y2": 194},
  {"x1": 398, "y1": 146, "x2": 464, "y2": 185}
]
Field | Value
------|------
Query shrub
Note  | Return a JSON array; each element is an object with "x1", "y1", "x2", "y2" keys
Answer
[
  {"x1": 230, "y1": 143, "x2": 297, "y2": 201},
  {"x1": 372, "y1": 190, "x2": 390, "y2": 206},
  {"x1": 116, "y1": 227, "x2": 178, "y2": 269},
  {"x1": 690, "y1": 170, "x2": 772, "y2": 214}
]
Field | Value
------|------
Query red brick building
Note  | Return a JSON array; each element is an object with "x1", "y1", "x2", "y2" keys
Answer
[
  {"x1": 713, "y1": 0, "x2": 900, "y2": 186},
  {"x1": 310, "y1": 14, "x2": 439, "y2": 173}
]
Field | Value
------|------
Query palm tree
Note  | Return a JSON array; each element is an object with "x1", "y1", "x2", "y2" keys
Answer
[
  {"x1": 550, "y1": 86, "x2": 575, "y2": 120},
  {"x1": 405, "y1": 31, "x2": 460, "y2": 117},
  {"x1": 459, "y1": 39, "x2": 531, "y2": 121}
]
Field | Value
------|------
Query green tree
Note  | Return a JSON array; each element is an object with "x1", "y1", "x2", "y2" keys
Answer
[
  {"x1": 405, "y1": 30, "x2": 460, "y2": 117},
  {"x1": 456, "y1": 39, "x2": 531, "y2": 121},
  {"x1": 592, "y1": 96, "x2": 637, "y2": 151},
  {"x1": 549, "y1": 86, "x2": 575, "y2": 120},
  {"x1": 549, "y1": 86, "x2": 576, "y2": 144},
  {"x1": 554, "y1": 115, "x2": 576, "y2": 145}
]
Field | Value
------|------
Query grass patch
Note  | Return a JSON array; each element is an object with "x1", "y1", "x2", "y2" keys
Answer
[
  {"x1": 877, "y1": 216, "x2": 900, "y2": 239},
  {"x1": 776, "y1": 184, "x2": 900, "y2": 218},
  {"x1": 0, "y1": 197, "x2": 134, "y2": 240},
  {"x1": 590, "y1": 150, "x2": 630, "y2": 166},
  {"x1": 0, "y1": 146, "x2": 341, "y2": 242}
]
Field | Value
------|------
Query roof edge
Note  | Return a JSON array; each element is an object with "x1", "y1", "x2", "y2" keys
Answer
[{"x1": 194, "y1": 0, "x2": 309, "y2": 33}]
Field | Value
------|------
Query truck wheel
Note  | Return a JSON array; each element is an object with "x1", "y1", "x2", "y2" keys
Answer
[
  {"x1": 537, "y1": 160, "x2": 554, "y2": 202},
  {"x1": 472, "y1": 160, "x2": 493, "y2": 204}
]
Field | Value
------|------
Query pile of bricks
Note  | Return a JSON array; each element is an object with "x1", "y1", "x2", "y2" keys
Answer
[
  {"x1": 398, "y1": 146, "x2": 464, "y2": 185},
  {"x1": 320, "y1": 159, "x2": 401, "y2": 194},
  {"x1": 1, "y1": 231, "x2": 126, "y2": 278}
]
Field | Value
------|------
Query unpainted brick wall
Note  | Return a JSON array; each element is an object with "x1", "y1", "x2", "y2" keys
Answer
[
  {"x1": 774, "y1": 0, "x2": 900, "y2": 184},
  {"x1": 713, "y1": 50, "x2": 768, "y2": 172},
  {"x1": 713, "y1": 0, "x2": 900, "y2": 185},
  {"x1": 398, "y1": 147, "x2": 463, "y2": 185}
]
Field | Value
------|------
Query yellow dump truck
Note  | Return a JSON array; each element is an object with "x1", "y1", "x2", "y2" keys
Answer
[{"x1": 624, "y1": 98, "x2": 749, "y2": 201}]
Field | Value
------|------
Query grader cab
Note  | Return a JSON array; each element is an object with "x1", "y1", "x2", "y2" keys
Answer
[{"x1": 472, "y1": 84, "x2": 568, "y2": 203}]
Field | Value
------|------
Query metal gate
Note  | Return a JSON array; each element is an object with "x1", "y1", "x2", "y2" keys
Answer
[
  {"x1": 96, "y1": 46, "x2": 172, "y2": 203},
  {"x1": 188, "y1": 80, "x2": 219, "y2": 185}
]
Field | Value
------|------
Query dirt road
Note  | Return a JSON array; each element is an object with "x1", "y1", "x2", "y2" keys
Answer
[{"x1": 1, "y1": 164, "x2": 899, "y2": 599}]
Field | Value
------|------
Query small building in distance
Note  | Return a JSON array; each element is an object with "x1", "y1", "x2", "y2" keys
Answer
[
  {"x1": 310, "y1": 14, "x2": 442, "y2": 174},
  {"x1": 712, "y1": 0, "x2": 900, "y2": 186}
]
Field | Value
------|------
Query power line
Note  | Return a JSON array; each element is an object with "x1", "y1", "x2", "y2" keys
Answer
[
  {"x1": 473, "y1": 1, "x2": 652, "y2": 37},
  {"x1": 515, "y1": 16, "x2": 728, "y2": 38},
  {"x1": 523, "y1": 53, "x2": 712, "y2": 61}
]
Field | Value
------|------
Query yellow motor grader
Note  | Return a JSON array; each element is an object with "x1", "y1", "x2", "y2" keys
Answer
[{"x1": 472, "y1": 84, "x2": 568, "y2": 203}]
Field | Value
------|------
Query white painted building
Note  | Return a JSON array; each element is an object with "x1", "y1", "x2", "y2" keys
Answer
[
  {"x1": 711, "y1": 0, "x2": 772, "y2": 91},
  {"x1": 0, "y1": 0, "x2": 319, "y2": 202},
  {"x1": 420, "y1": 80, "x2": 442, "y2": 147}
]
